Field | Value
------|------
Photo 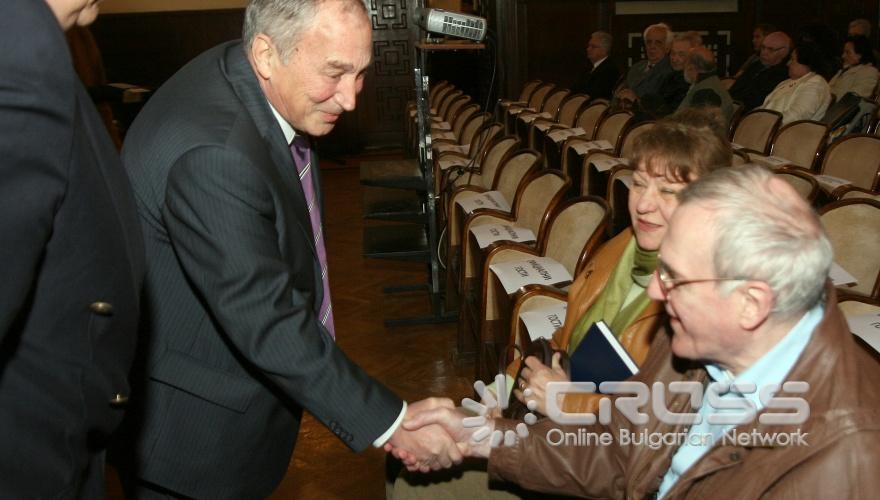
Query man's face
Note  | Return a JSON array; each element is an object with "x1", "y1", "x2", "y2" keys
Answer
[
  {"x1": 644, "y1": 27, "x2": 669, "y2": 64},
  {"x1": 684, "y1": 60, "x2": 698, "y2": 84},
  {"x1": 45, "y1": 0, "x2": 102, "y2": 29},
  {"x1": 647, "y1": 203, "x2": 741, "y2": 364},
  {"x1": 751, "y1": 28, "x2": 765, "y2": 52},
  {"x1": 759, "y1": 32, "x2": 790, "y2": 67},
  {"x1": 586, "y1": 35, "x2": 607, "y2": 64},
  {"x1": 670, "y1": 40, "x2": 692, "y2": 71},
  {"x1": 264, "y1": 1, "x2": 372, "y2": 136}
]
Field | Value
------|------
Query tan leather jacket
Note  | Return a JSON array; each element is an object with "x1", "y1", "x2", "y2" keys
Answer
[
  {"x1": 490, "y1": 287, "x2": 880, "y2": 499},
  {"x1": 507, "y1": 230, "x2": 664, "y2": 413}
]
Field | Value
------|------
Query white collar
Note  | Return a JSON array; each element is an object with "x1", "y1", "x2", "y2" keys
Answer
[
  {"x1": 591, "y1": 56, "x2": 608, "y2": 69},
  {"x1": 268, "y1": 100, "x2": 296, "y2": 144}
]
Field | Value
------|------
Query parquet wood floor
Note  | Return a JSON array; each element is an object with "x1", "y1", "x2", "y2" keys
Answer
[{"x1": 108, "y1": 153, "x2": 474, "y2": 499}]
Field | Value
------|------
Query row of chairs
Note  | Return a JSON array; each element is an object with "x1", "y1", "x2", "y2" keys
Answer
[{"x1": 405, "y1": 79, "x2": 879, "y2": 382}]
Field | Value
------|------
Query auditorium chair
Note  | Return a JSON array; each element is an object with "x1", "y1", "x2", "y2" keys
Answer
[
  {"x1": 747, "y1": 120, "x2": 829, "y2": 171},
  {"x1": 774, "y1": 167, "x2": 821, "y2": 204},
  {"x1": 561, "y1": 111, "x2": 633, "y2": 194},
  {"x1": 543, "y1": 99, "x2": 609, "y2": 169},
  {"x1": 495, "y1": 79, "x2": 543, "y2": 122},
  {"x1": 514, "y1": 88, "x2": 571, "y2": 145},
  {"x1": 504, "y1": 82, "x2": 557, "y2": 134},
  {"x1": 472, "y1": 196, "x2": 610, "y2": 380},
  {"x1": 730, "y1": 108, "x2": 782, "y2": 154},
  {"x1": 529, "y1": 93, "x2": 590, "y2": 155},
  {"x1": 578, "y1": 121, "x2": 654, "y2": 197},
  {"x1": 816, "y1": 134, "x2": 880, "y2": 192},
  {"x1": 819, "y1": 198, "x2": 880, "y2": 299}
]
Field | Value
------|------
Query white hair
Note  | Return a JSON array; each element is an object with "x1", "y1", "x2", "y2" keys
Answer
[
  {"x1": 243, "y1": 0, "x2": 367, "y2": 62},
  {"x1": 644, "y1": 23, "x2": 673, "y2": 48},
  {"x1": 591, "y1": 31, "x2": 613, "y2": 51},
  {"x1": 678, "y1": 165, "x2": 832, "y2": 318}
]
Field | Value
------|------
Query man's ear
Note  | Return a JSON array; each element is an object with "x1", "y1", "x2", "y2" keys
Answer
[
  {"x1": 250, "y1": 34, "x2": 277, "y2": 81},
  {"x1": 738, "y1": 281, "x2": 773, "y2": 331}
]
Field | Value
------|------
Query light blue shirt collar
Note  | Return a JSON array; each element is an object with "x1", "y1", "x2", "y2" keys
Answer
[
  {"x1": 268, "y1": 101, "x2": 296, "y2": 145},
  {"x1": 704, "y1": 304, "x2": 822, "y2": 411}
]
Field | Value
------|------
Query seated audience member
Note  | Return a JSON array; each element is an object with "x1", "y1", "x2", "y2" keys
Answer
[
  {"x1": 389, "y1": 110, "x2": 732, "y2": 499},
  {"x1": 614, "y1": 23, "x2": 674, "y2": 107},
  {"x1": 678, "y1": 46, "x2": 734, "y2": 125},
  {"x1": 729, "y1": 31, "x2": 791, "y2": 111},
  {"x1": 734, "y1": 23, "x2": 777, "y2": 78},
  {"x1": 761, "y1": 42, "x2": 832, "y2": 124},
  {"x1": 634, "y1": 33, "x2": 696, "y2": 120},
  {"x1": 848, "y1": 18, "x2": 872, "y2": 37},
  {"x1": 571, "y1": 31, "x2": 620, "y2": 100},
  {"x1": 401, "y1": 164, "x2": 880, "y2": 499},
  {"x1": 829, "y1": 35, "x2": 879, "y2": 99}
]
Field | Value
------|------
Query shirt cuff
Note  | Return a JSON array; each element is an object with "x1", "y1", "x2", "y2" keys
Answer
[{"x1": 372, "y1": 401, "x2": 407, "y2": 447}]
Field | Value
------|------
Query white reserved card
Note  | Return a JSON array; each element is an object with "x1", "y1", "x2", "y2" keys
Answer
[
  {"x1": 591, "y1": 157, "x2": 628, "y2": 172},
  {"x1": 470, "y1": 224, "x2": 536, "y2": 249},
  {"x1": 830, "y1": 262, "x2": 859, "y2": 287},
  {"x1": 455, "y1": 191, "x2": 511, "y2": 214},
  {"x1": 535, "y1": 122, "x2": 554, "y2": 132},
  {"x1": 520, "y1": 303, "x2": 568, "y2": 341},
  {"x1": 847, "y1": 311, "x2": 880, "y2": 354},
  {"x1": 547, "y1": 127, "x2": 586, "y2": 143},
  {"x1": 434, "y1": 143, "x2": 469, "y2": 155},
  {"x1": 490, "y1": 256, "x2": 574, "y2": 295}
]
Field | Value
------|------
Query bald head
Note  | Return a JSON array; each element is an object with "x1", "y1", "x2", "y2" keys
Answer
[{"x1": 759, "y1": 31, "x2": 791, "y2": 67}]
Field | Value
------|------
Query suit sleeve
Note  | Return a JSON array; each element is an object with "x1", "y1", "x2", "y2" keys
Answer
[
  {"x1": 0, "y1": 12, "x2": 70, "y2": 342},
  {"x1": 162, "y1": 146, "x2": 402, "y2": 451}
]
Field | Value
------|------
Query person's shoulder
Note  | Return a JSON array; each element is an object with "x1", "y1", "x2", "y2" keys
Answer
[{"x1": 0, "y1": 0, "x2": 73, "y2": 86}]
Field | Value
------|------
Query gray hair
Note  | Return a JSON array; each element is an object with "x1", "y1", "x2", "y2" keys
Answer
[
  {"x1": 644, "y1": 23, "x2": 673, "y2": 48},
  {"x1": 689, "y1": 48, "x2": 717, "y2": 74},
  {"x1": 591, "y1": 31, "x2": 613, "y2": 51},
  {"x1": 849, "y1": 18, "x2": 872, "y2": 37},
  {"x1": 243, "y1": 0, "x2": 367, "y2": 62},
  {"x1": 678, "y1": 165, "x2": 832, "y2": 318},
  {"x1": 675, "y1": 31, "x2": 703, "y2": 47}
]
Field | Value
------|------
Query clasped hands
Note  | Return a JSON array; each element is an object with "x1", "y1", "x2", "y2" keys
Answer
[{"x1": 384, "y1": 354, "x2": 568, "y2": 473}]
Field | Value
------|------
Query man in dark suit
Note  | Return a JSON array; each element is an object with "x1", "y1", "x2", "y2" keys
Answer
[
  {"x1": 0, "y1": 0, "x2": 144, "y2": 497},
  {"x1": 729, "y1": 31, "x2": 792, "y2": 111},
  {"x1": 614, "y1": 23, "x2": 674, "y2": 108},
  {"x1": 116, "y1": 1, "x2": 458, "y2": 498},
  {"x1": 571, "y1": 31, "x2": 620, "y2": 100}
]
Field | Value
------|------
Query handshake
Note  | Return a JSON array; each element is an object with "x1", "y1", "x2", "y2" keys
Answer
[{"x1": 383, "y1": 397, "x2": 497, "y2": 473}]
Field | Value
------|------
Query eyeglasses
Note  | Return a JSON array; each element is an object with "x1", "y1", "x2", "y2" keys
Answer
[
  {"x1": 655, "y1": 257, "x2": 746, "y2": 297},
  {"x1": 760, "y1": 45, "x2": 786, "y2": 53}
]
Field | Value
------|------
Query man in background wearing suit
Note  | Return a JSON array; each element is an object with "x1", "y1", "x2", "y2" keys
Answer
[
  {"x1": 0, "y1": 0, "x2": 145, "y2": 497},
  {"x1": 571, "y1": 31, "x2": 620, "y2": 100},
  {"x1": 116, "y1": 1, "x2": 459, "y2": 498}
]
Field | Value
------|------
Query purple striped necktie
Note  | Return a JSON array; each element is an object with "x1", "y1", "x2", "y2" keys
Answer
[{"x1": 290, "y1": 134, "x2": 335, "y2": 340}]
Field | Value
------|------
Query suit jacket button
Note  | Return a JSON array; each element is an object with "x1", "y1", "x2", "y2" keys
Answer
[
  {"x1": 109, "y1": 393, "x2": 129, "y2": 406},
  {"x1": 89, "y1": 302, "x2": 114, "y2": 316}
]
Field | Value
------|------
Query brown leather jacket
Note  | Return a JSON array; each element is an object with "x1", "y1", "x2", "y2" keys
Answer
[
  {"x1": 490, "y1": 287, "x2": 880, "y2": 499},
  {"x1": 508, "y1": 230, "x2": 665, "y2": 413}
]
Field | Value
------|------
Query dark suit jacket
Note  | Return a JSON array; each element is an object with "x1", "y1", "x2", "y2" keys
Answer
[
  {"x1": 626, "y1": 56, "x2": 674, "y2": 99},
  {"x1": 729, "y1": 61, "x2": 789, "y2": 111},
  {"x1": 118, "y1": 41, "x2": 402, "y2": 499},
  {"x1": 572, "y1": 58, "x2": 621, "y2": 100},
  {"x1": 0, "y1": 1, "x2": 144, "y2": 497}
]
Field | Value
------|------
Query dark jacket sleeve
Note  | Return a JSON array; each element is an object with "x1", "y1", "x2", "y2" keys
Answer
[
  {"x1": 162, "y1": 147, "x2": 402, "y2": 450},
  {"x1": 0, "y1": 5, "x2": 70, "y2": 341}
]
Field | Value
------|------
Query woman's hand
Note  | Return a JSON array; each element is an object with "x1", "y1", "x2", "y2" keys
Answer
[{"x1": 513, "y1": 352, "x2": 569, "y2": 416}]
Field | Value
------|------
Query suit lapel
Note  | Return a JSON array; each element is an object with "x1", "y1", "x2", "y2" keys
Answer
[{"x1": 219, "y1": 42, "x2": 319, "y2": 261}]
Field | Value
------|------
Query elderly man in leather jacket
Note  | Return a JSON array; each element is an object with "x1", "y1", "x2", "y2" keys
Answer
[{"x1": 399, "y1": 165, "x2": 880, "y2": 499}]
